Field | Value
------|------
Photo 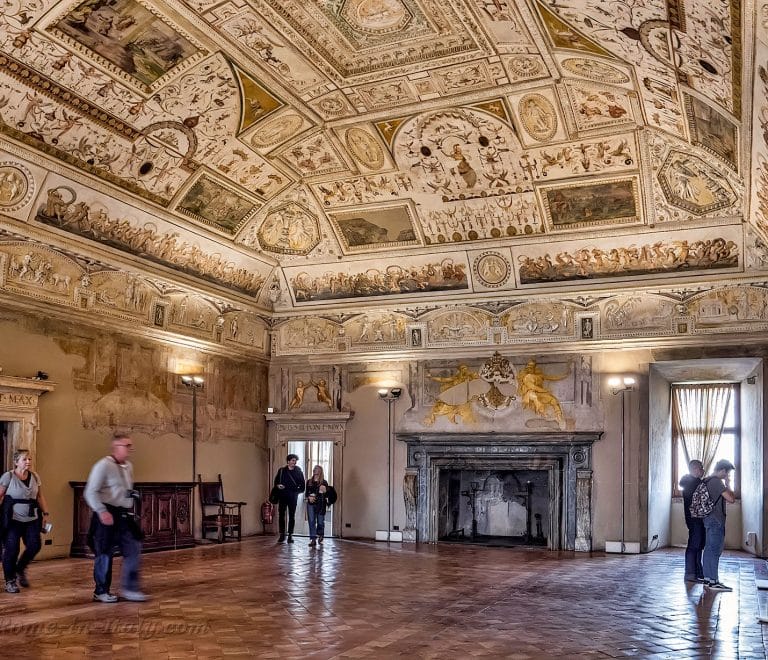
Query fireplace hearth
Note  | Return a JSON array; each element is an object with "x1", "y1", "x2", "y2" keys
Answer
[
  {"x1": 439, "y1": 469, "x2": 549, "y2": 547},
  {"x1": 399, "y1": 432, "x2": 601, "y2": 550}
]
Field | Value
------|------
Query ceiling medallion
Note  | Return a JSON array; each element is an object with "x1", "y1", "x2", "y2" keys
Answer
[
  {"x1": 340, "y1": 0, "x2": 412, "y2": 34},
  {"x1": 473, "y1": 252, "x2": 510, "y2": 288},
  {"x1": 0, "y1": 164, "x2": 33, "y2": 211}
]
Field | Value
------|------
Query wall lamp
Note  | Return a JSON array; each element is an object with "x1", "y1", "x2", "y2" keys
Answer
[
  {"x1": 378, "y1": 387, "x2": 402, "y2": 400},
  {"x1": 181, "y1": 375, "x2": 205, "y2": 387},
  {"x1": 608, "y1": 376, "x2": 636, "y2": 395}
]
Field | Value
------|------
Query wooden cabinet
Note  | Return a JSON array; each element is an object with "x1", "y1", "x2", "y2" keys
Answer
[{"x1": 69, "y1": 482, "x2": 196, "y2": 557}]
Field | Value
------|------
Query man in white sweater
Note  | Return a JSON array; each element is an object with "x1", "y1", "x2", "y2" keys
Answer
[{"x1": 84, "y1": 432, "x2": 148, "y2": 603}]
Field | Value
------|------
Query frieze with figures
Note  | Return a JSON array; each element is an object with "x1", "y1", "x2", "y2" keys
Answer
[
  {"x1": 518, "y1": 237, "x2": 739, "y2": 285},
  {"x1": 33, "y1": 183, "x2": 268, "y2": 297},
  {"x1": 0, "y1": 239, "x2": 269, "y2": 352},
  {"x1": 287, "y1": 257, "x2": 468, "y2": 303}
]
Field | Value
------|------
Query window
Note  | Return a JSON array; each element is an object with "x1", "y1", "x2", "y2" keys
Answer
[{"x1": 672, "y1": 383, "x2": 740, "y2": 497}]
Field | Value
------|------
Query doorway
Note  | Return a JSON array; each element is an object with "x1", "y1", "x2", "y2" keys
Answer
[
  {"x1": 0, "y1": 422, "x2": 8, "y2": 472},
  {"x1": 287, "y1": 440, "x2": 334, "y2": 537}
]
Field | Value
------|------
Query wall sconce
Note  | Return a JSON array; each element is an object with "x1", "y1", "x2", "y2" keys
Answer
[
  {"x1": 378, "y1": 387, "x2": 402, "y2": 400},
  {"x1": 181, "y1": 375, "x2": 205, "y2": 387},
  {"x1": 608, "y1": 376, "x2": 636, "y2": 395}
]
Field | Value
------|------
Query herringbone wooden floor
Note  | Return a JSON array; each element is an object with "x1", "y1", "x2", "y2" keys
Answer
[{"x1": 0, "y1": 538, "x2": 765, "y2": 658}]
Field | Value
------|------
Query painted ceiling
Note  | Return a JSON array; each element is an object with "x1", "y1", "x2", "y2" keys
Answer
[{"x1": 0, "y1": 0, "x2": 766, "y2": 320}]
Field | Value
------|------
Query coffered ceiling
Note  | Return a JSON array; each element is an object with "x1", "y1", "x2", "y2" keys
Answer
[{"x1": 0, "y1": 0, "x2": 766, "y2": 321}]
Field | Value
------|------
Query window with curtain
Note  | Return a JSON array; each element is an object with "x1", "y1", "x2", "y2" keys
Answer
[{"x1": 672, "y1": 382, "x2": 740, "y2": 497}]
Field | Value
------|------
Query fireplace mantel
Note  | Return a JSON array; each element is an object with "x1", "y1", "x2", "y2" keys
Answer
[{"x1": 398, "y1": 431, "x2": 602, "y2": 550}]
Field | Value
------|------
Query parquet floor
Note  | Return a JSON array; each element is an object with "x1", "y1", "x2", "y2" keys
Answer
[{"x1": 0, "y1": 537, "x2": 765, "y2": 659}]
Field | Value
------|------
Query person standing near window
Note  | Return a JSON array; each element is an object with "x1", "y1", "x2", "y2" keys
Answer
[
  {"x1": 273, "y1": 454, "x2": 304, "y2": 543},
  {"x1": 0, "y1": 450, "x2": 49, "y2": 593},
  {"x1": 702, "y1": 459, "x2": 736, "y2": 592},
  {"x1": 679, "y1": 459, "x2": 705, "y2": 583},
  {"x1": 305, "y1": 465, "x2": 329, "y2": 547}
]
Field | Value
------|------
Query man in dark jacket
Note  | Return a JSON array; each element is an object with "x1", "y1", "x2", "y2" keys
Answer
[
  {"x1": 273, "y1": 454, "x2": 305, "y2": 543},
  {"x1": 679, "y1": 459, "x2": 705, "y2": 583}
]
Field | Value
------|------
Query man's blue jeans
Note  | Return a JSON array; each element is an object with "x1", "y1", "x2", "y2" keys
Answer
[
  {"x1": 684, "y1": 517, "x2": 705, "y2": 579},
  {"x1": 92, "y1": 512, "x2": 142, "y2": 595},
  {"x1": 307, "y1": 505, "x2": 325, "y2": 540},
  {"x1": 702, "y1": 518, "x2": 725, "y2": 583}
]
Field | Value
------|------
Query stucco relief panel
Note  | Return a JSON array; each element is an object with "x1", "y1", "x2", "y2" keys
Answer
[
  {"x1": 424, "y1": 308, "x2": 490, "y2": 345},
  {"x1": 0, "y1": 241, "x2": 82, "y2": 304},
  {"x1": 598, "y1": 294, "x2": 677, "y2": 337},
  {"x1": 275, "y1": 317, "x2": 339, "y2": 354},
  {"x1": 89, "y1": 271, "x2": 154, "y2": 321},
  {"x1": 686, "y1": 286, "x2": 768, "y2": 332},
  {"x1": 345, "y1": 312, "x2": 408, "y2": 347},
  {"x1": 502, "y1": 302, "x2": 574, "y2": 340}
]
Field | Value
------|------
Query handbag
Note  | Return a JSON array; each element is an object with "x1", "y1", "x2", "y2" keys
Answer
[
  {"x1": 269, "y1": 485, "x2": 281, "y2": 505},
  {"x1": 325, "y1": 485, "x2": 338, "y2": 506}
]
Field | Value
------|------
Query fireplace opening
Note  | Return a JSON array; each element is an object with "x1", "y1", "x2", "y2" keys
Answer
[{"x1": 438, "y1": 469, "x2": 550, "y2": 547}]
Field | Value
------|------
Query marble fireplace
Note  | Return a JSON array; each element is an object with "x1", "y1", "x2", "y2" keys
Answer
[{"x1": 399, "y1": 432, "x2": 601, "y2": 550}]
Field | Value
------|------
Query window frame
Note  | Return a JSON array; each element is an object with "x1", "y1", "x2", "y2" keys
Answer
[{"x1": 671, "y1": 382, "x2": 740, "y2": 499}]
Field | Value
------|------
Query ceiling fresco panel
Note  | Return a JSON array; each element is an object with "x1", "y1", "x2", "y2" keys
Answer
[
  {"x1": 46, "y1": 0, "x2": 207, "y2": 93},
  {"x1": 0, "y1": 0, "x2": 761, "y2": 321},
  {"x1": 327, "y1": 202, "x2": 421, "y2": 254},
  {"x1": 536, "y1": 175, "x2": 643, "y2": 232},
  {"x1": 750, "y1": 32, "x2": 768, "y2": 243}
]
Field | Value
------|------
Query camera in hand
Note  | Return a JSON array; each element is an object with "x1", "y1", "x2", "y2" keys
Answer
[{"x1": 126, "y1": 489, "x2": 141, "y2": 500}]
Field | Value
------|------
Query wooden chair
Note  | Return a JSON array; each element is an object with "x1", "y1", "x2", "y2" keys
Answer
[{"x1": 197, "y1": 474, "x2": 246, "y2": 543}]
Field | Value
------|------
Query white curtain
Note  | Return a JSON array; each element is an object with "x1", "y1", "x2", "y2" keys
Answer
[{"x1": 672, "y1": 384, "x2": 732, "y2": 472}]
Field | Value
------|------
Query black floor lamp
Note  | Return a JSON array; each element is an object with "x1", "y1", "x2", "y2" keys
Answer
[{"x1": 378, "y1": 387, "x2": 402, "y2": 541}]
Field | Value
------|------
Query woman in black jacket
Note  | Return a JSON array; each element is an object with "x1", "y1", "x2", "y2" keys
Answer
[{"x1": 305, "y1": 465, "x2": 332, "y2": 547}]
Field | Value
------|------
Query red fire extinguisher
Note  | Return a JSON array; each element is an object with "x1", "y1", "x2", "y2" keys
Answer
[{"x1": 261, "y1": 501, "x2": 274, "y2": 525}]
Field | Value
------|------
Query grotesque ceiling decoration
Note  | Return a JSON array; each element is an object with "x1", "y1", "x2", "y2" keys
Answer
[{"x1": 0, "y1": 0, "x2": 765, "y2": 340}]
